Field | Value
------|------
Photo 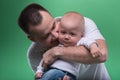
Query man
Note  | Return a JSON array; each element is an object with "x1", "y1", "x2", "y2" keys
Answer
[{"x1": 18, "y1": 3, "x2": 110, "y2": 80}]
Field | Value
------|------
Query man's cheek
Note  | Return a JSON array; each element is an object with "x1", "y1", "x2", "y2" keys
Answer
[{"x1": 46, "y1": 38, "x2": 51, "y2": 45}]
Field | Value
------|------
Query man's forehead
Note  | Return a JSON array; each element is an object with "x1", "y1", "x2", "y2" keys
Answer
[{"x1": 40, "y1": 19, "x2": 55, "y2": 36}]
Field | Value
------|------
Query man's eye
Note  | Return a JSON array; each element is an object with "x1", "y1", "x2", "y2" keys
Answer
[
  {"x1": 51, "y1": 25, "x2": 55, "y2": 30},
  {"x1": 51, "y1": 22, "x2": 55, "y2": 30}
]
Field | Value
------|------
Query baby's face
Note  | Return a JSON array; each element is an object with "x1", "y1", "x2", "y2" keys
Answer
[{"x1": 58, "y1": 22, "x2": 83, "y2": 47}]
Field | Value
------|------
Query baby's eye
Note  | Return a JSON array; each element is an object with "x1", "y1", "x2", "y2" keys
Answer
[
  {"x1": 60, "y1": 31, "x2": 66, "y2": 34},
  {"x1": 70, "y1": 32, "x2": 75, "y2": 36}
]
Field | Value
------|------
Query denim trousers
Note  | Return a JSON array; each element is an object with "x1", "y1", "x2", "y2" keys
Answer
[{"x1": 36, "y1": 68, "x2": 76, "y2": 80}]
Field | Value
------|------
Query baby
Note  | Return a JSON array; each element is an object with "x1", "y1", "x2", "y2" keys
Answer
[{"x1": 35, "y1": 12, "x2": 101, "y2": 80}]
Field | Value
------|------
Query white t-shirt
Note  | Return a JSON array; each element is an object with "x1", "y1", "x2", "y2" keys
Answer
[
  {"x1": 27, "y1": 17, "x2": 110, "y2": 80},
  {"x1": 37, "y1": 44, "x2": 80, "y2": 78}
]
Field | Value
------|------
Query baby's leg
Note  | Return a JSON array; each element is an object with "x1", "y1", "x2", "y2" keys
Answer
[{"x1": 41, "y1": 68, "x2": 66, "y2": 80}]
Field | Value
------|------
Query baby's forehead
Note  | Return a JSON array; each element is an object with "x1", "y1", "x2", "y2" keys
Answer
[
  {"x1": 62, "y1": 13, "x2": 84, "y2": 24},
  {"x1": 60, "y1": 12, "x2": 84, "y2": 29},
  {"x1": 61, "y1": 17, "x2": 83, "y2": 27}
]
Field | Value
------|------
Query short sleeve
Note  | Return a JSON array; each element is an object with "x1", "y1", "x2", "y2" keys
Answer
[{"x1": 84, "y1": 17, "x2": 104, "y2": 40}]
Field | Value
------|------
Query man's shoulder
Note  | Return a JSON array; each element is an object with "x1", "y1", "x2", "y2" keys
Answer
[
  {"x1": 27, "y1": 42, "x2": 46, "y2": 55},
  {"x1": 84, "y1": 17, "x2": 94, "y2": 23},
  {"x1": 28, "y1": 42, "x2": 42, "y2": 50}
]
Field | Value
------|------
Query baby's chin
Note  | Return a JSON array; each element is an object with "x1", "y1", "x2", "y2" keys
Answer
[{"x1": 62, "y1": 43, "x2": 74, "y2": 47}]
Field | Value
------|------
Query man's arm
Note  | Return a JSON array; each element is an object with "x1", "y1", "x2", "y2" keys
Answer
[
  {"x1": 42, "y1": 39, "x2": 107, "y2": 67},
  {"x1": 57, "y1": 39, "x2": 107, "y2": 64}
]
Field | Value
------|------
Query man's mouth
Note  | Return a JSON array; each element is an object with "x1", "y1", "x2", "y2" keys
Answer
[{"x1": 51, "y1": 39, "x2": 59, "y2": 44}]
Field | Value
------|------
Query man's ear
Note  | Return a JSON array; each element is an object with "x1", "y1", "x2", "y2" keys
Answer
[{"x1": 27, "y1": 35, "x2": 35, "y2": 42}]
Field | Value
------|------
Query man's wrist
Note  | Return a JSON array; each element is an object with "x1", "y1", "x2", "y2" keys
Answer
[
  {"x1": 52, "y1": 47, "x2": 63, "y2": 59},
  {"x1": 90, "y1": 42, "x2": 98, "y2": 50}
]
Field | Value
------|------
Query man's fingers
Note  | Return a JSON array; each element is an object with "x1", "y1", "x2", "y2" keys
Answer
[
  {"x1": 96, "y1": 51, "x2": 102, "y2": 57},
  {"x1": 92, "y1": 54, "x2": 96, "y2": 58},
  {"x1": 92, "y1": 53, "x2": 99, "y2": 58},
  {"x1": 59, "y1": 78, "x2": 62, "y2": 80},
  {"x1": 42, "y1": 61, "x2": 47, "y2": 69},
  {"x1": 99, "y1": 51, "x2": 103, "y2": 56},
  {"x1": 41, "y1": 60, "x2": 44, "y2": 67}
]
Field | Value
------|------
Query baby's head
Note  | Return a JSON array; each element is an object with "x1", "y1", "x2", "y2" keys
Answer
[
  {"x1": 59, "y1": 12, "x2": 85, "y2": 47},
  {"x1": 61, "y1": 12, "x2": 84, "y2": 33}
]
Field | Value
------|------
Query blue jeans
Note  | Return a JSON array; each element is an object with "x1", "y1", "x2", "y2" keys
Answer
[{"x1": 36, "y1": 68, "x2": 76, "y2": 80}]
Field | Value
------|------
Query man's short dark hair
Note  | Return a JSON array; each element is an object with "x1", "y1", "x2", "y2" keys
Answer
[{"x1": 18, "y1": 3, "x2": 48, "y2": 34}]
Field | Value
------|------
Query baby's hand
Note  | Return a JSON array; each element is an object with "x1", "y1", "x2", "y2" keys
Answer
[
  {"x1": 35, "y1": 72, "x2": 43, "y2": 79},
  {"x1": 90, "y1": 43, "x2": 102, "y2": 58}
]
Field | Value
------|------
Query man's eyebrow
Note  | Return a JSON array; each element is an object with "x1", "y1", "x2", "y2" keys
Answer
[
  {"x1": 47, "y1": 20, "x2": 55, "y2": 33},
  {"x1": 42, "y1": 20, "x2": 56, "y2": 39}
]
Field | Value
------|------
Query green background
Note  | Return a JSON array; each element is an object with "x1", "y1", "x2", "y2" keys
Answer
[{"x1": 0, "y1": 0, "x2": 120, "y2": 80}]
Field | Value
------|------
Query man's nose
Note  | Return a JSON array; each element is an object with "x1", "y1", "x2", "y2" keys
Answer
[
  {"x1": 51, "y1": 21, "x2": 59, "y2": 39},
  {"x1": 51, "y1": 31, "x2": 59, "y2": 39}
]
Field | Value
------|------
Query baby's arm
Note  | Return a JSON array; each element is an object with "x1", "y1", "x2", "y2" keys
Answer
[{"x1": 35, "y1": 60, "x2": 44, "y2": 79}]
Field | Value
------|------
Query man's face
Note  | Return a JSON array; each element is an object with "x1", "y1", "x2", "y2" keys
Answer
[{"x1": 28, "y1": 11, "x2": 59, "y2": 47}]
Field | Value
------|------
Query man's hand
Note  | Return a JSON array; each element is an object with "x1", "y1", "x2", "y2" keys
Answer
[
  {"x1": 90, "y1": 43, "x2": 102, "y2": 58},
  {"x1": 42, "y1": 47, "x2": 60, "y2": 68},
  {"x1": 34, "y1": 72, "x2": 43, "y2": 80}
]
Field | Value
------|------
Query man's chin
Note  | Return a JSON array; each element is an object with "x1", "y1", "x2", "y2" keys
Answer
[{"x1": 51, "y1": 41, "x2": 59, "y2": 47}]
